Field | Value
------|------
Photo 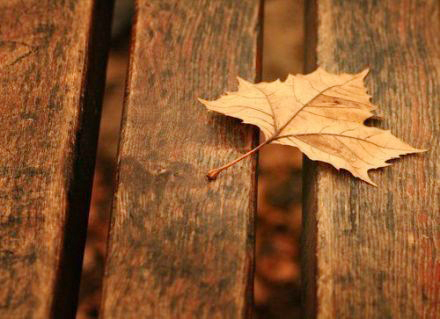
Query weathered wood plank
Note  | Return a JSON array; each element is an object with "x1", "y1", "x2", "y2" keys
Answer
[
  {"x1": 303, "y1": 1, "x2": 440, "y2": 318},
  {"x1": 0, "y1": 1, "x2": 113, "y2": 318},
  {"x1": 100, "y1": 0, "x2": 262, "y2": 318}
]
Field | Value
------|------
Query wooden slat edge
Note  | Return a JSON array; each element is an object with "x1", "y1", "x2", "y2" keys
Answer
[
  {"x1": 302, "y1": 0, "x2": 318, "y2": 318},
  {"x1": 51, "y1": 0, "x2": 114, "y2": 317}
]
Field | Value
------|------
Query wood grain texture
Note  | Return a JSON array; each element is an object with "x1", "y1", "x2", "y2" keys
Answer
[
  {"x1": 100, "y1": 0, "x2": 262, "y2": 318},
  {"x1": 0, "y1": 0, "x2": 113, "y2": 318},
  {"x1": 303, "y1": 1, "x2": 440, "y2": 318}
]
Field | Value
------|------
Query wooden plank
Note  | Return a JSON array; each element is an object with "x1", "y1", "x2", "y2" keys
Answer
[
  {"x1": 100, "y1": 0, "x2": 261, "y2": 318},
  {"x1": 0, "y1": 1, "x2": 113, "y2": 318},
  {"x1": 303, "y1": 1, "x2": 440, "y2": 318}
]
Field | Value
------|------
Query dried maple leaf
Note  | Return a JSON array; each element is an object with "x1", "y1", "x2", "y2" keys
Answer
[{"x1": 199, "y1": 68, "x2": 425, "y2": 186}]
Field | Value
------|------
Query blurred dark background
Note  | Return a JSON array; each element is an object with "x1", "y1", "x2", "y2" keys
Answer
[{"x1": 76, "y1": 0, "x2": 304, "y2": 318}]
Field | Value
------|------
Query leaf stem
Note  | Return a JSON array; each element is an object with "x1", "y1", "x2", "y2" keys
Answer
[
  {"x1": 207, "y1": 135, "x2": 285, "y2": 180},
  {"x1": 206, "y1": 139, "x2": 269, "y2": 180}
]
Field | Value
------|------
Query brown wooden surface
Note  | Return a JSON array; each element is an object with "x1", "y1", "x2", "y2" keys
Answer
[
  {"x1": 0, "y1": 1, "x2": 113, "y2": 318},
  {"x1": 303, "y1": 1, "x2": 440, "y2": 318},
  {"x1": 100, "y1": 0, "x2": 261, "y2": 318}
]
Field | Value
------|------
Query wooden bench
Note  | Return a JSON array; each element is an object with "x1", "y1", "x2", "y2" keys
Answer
[{"x1": 0, "y1": 0, "x2": 438, "y2": 318}]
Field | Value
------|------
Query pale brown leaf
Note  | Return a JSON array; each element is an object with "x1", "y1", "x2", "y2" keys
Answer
[{"x1": 199, "y1": 68, "x2": 425, "y2": 185}]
